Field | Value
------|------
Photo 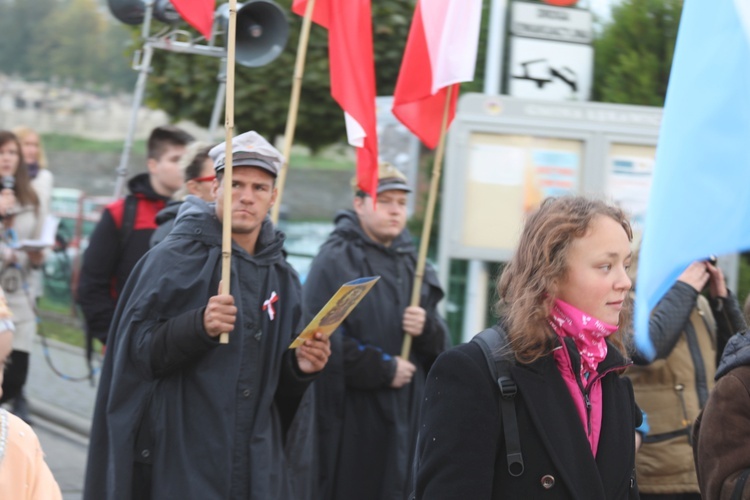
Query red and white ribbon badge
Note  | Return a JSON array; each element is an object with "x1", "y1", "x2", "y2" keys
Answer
[{"x1": 262, "y1": 291, "x2": 279, "y2": 321}]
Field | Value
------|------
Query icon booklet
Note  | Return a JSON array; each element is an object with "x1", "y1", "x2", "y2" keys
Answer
[{"x1": 289, "y1": 276, "x2": 380, "y2": 349}]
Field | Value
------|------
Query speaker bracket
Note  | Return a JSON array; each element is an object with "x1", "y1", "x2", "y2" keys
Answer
[{"x1": 111, "y1": 0, "x2": 289, "y2": 198}]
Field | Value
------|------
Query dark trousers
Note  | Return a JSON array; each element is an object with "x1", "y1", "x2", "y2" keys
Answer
[{"x1": 0, "y1": 349, "x2": 29, "y2": 403}]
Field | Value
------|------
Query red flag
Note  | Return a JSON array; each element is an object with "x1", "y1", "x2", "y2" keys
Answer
[
  {"x1": 293, "y1": 0, "x2": 379, "y2": 198},
  {"x1": 171, "y1": 0, "x2": 215, "y2": 40},
  {"x1": 392, "y1": 0, "x2": 482, "y2": 149},
  {"x1": 292, "y1": 0, "x2": 331, "y2": 27}
]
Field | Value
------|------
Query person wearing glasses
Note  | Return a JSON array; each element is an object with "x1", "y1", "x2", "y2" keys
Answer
[{"x1": 150, "y1": 142, "x2": 216, "y2": 247}]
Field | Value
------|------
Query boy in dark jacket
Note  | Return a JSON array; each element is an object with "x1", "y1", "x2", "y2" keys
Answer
[{"x1": 77, "y1": 125, "x2": 194, "y2": 348}]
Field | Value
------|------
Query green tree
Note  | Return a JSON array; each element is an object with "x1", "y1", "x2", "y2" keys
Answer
[
  {"x1": 29, "y1": 0, "x2": 104, "y2": 85},
  {"x1": 145, "y1": 0, "x2": 418, "y2": 151},
  {"x1": 0, "y1": 0, "x2": 135, "y2": 92},
  {"x1": 593, "y1": 0, "x2": 683, "y2": 106},
  {"x1": 0, "y1": 0, "x2": 58, "y2": 75}
]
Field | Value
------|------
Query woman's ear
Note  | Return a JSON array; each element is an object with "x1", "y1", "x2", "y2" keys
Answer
[{"x1": 547, "y1": 279, "x2": 560, "y2": 302}]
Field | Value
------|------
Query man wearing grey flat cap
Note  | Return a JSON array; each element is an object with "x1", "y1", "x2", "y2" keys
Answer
[
  {"x1": 303, "y1": 162, "x2": 449, "y2": 500},
  {"x1": 85, "y1": 131, "x2": 331, "y2": 500}
]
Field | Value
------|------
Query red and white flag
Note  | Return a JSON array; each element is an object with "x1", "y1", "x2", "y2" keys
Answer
[
  {"x1": 392, "y1": 0, "x2": 482, "y2": 149},
  {"x1": 292, "y1": 0, "x2": 379, "y2": 198},
  {"x1": 171, "y1": 0, "x2": 215, "y2": 40}
]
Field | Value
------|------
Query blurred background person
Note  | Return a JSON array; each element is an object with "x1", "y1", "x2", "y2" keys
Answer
[
  {"x1": 150, "y1": 141, "x2": 214, "y2": 247},
  {"x1": 179, "y1": 142, "x2": 215, "y2": 202},
  {"x1": 13, "y1": 127, "x2": 54, "y2": 319},
  {"x1": 628, "y1": 252, "x2": 746, "y2": 500},
  {"x1": 0, "y1": 130, "x2": 44, "y2": 424},
  {"x1": 77, "y1": 125, "x2": 193, "y2": 356},
  {"x1": 12, "y1": 127, "x2": 53, "y2": 223}
]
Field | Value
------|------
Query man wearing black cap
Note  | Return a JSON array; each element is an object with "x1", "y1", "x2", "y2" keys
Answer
[
  {"x1": 303, "y1": 163, "x2": 449, "y2": 500},
  {"x1": 84, "y1": 131, "x2": 331, "y2": 500}
]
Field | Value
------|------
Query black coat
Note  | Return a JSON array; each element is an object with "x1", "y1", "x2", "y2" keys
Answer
[
  {"x1": 414, "y1": 336, "x2": 641, "y2": 499},
  {"x1": 77, "y1": 172, "x2": 170, "y2": 344},
  {"x1": 84, "y1": 197, "x2": 317, "y2": 500},
  {"x1": 303, "y1": 210, "x2": 448, "y2": 500},
  {"x1": 149, "y1": 199, "x2": 182, "y2": 247}
]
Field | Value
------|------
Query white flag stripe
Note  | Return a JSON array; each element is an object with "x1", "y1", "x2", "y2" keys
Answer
[
  {"x1": 344, "y1": 112, "x2": 366, "y2": 148},
  {"x1": 734, "y1": 0, "x2": 750, "y2": 45},
  {"x1": 421, "y1": 0, "x2": 483, "y2": 94}
]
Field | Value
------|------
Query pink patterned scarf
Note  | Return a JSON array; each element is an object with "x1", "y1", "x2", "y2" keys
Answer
[{"x1": 548, "y1": 299, "x2": 618, "y2": 379}]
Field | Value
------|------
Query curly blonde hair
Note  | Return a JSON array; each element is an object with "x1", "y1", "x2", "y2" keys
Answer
[{"x1": 496, "y1": 196, "x2": 633, "y2": 364}]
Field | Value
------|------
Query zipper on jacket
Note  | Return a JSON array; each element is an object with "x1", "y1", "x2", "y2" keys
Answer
[
  {"x1": 583, "y1": 390, "x2": 592, "y2": 435},
  {"x1": 674, "y1": 383, "x2": 693, "y2": 445},
  {"x1": 581, "y1": 363, "x2": 631, "y2": 438},
  {"x1": 685, "y1": 317, "x2": 710, "y2": 407},
  {"x1": 564, "y1": 340, "x2": 593, "y2": 436},
  {"x1": 561, "y1": 338, "x2": 633, "y2": 439},
  {"x1": 573, "y1": 373, "x2": 592, "y2": 437}
]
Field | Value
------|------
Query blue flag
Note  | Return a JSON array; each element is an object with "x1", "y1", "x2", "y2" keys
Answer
[{"x1": 635, "y1": 0, "x2": 750, "y2": 360}]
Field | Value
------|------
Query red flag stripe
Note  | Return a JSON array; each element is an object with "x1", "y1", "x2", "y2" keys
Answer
[
  {"x1": 293, "y1": 0, "x2": 379, "y2": 198},
  {"x1": 292, "y1": 0, "x2": 331, "y2": 29},
  {"x1": 392, "y1": 2, "x2": 459, "y2": 150},
  {"x1": 171, "y1": 0, "x2": 215, "y2": 40}
]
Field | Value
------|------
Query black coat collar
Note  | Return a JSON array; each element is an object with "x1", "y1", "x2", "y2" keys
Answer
[{"x1": 511, "y1": 345, "x2": 634, "y2": 498}]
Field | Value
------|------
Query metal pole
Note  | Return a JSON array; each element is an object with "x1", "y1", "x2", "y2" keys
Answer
[
  {"x1": 460, "y1": 0, "x2": 509, "y2": 339},
  {"x1": 208, "y1": 59, "x2": 228, "y2": 142},
  {"x1": 484, "y1": 0, "x2": 508, "y2": 94},
  {"x1": 113, "y1": 42, "x2": 154, "y2": 198},
  {"x1": 140, "y1": 0, "x2": 155, "y2": 40},
  {"x1": 113, "y1": 0, "x2": 156, "y2": 198}
]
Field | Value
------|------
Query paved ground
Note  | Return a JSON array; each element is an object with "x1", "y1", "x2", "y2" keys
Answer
[
  {"x1": 26, "y1": 336, "x2": 99, "y2": 429},
  {"x1": 17, "y1": 336, "x2": 99, "y2": 499}
]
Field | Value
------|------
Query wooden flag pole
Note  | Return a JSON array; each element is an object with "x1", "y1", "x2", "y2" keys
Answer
[
  {"x1": 219, "y1": 0, "x2": 239, "y2": 345},
  {"x1": 401, "y1": 85, "x2": 454, "y2": 360},
  {"x1": 271, "y1": 0, "x2": 317, "y2": 224}
]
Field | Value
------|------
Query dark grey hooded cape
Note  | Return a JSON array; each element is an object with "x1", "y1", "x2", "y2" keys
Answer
[
  {"x1": 84, "y1": 196, "x2": 316, "y2": 500},
  {"x1": 303, "y1": 210, "x2": 448, "y2": 500}
]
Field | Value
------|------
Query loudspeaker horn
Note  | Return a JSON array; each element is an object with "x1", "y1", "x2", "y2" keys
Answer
[{"x1": 216, "y1": 0, "x2": 290, "y2": 68}]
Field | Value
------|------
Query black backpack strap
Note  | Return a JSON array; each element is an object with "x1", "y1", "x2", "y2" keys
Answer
[
  {"x1": 85, "y1": 195, "x2": 138, "y2": 368},
  {"x1": 472, "y1": 325, "x2": 524, "y2": 477},
  {"x1": 120, "y1": 194, "x2": 138, "y2": 249}
]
